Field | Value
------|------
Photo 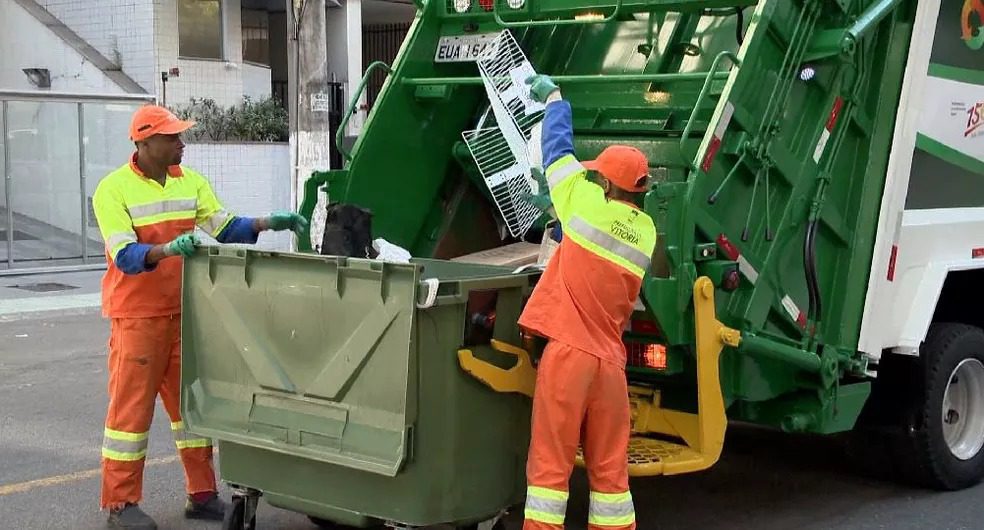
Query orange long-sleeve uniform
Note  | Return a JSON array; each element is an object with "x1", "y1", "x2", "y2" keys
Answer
[{"x1": 518, "y1": 99, "x2": 657, "y2": 530}]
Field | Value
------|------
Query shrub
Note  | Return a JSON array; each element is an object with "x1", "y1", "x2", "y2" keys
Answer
[{"x1": 173, "y1": 96, "x2": 288, "y2": 142}]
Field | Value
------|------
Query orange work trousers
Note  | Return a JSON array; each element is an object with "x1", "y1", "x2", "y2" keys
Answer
[
  {"x1": 524, "y1": 341, "x2": 635, "y2": 530},
  {"x1": 101, "y1": 316, "x2": 216, "y2": 509}
]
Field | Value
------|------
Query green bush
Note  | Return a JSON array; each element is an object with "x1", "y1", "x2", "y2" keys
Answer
[{"x1": 173, "y1": 96, "x2": 288, "y2": 142}]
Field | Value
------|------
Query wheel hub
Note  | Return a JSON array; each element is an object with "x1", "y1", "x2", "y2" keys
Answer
[{"x1": 942, "y1": 358, "x2": 984, "y2": 461}]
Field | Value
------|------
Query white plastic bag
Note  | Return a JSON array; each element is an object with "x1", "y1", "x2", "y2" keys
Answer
[{"x1": 373, "y1": 238, "x2": 412, "y2": 264}]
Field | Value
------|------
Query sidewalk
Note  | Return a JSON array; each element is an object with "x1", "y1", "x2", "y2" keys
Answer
[{"x1": 0, "y1": 269, "x2": 103, "y2": 320}]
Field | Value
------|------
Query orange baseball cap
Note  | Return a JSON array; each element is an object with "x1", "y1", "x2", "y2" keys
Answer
[
  {"x1": 583, "y1": 145, "x2": 650, "y2": 193},
  {"x1": 129, "y1": 105, "x2": 195, "y2": 142}
]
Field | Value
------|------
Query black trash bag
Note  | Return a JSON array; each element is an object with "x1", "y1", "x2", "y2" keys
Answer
[{"x1": 319, "y1": 202, "x2": 379, "y2": 259}]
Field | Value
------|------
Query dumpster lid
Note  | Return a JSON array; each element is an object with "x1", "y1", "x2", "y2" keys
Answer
[{"x1": 181, "y1": 248, "x2": 423, "y2": 476}]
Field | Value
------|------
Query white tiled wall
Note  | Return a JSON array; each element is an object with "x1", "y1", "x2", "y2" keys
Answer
[
  {"x1": 36, "y1": 0, "x2": 157, "y2": 92},
  {"x1": 183, "y1": 143, "x2": 293, "y2": 251},
  {"x1": 155, "y1": 0, "x2": 270, "y2": 108},
  {"x1": 0, "y1": 1, "x2": 127, "y2": 93}
]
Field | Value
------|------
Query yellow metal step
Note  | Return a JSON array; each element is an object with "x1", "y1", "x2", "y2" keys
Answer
[
  {"x1": 457, "y1": 277, "x2": 739, "y2": 478},
  {"x1": 576, "y1": 437, "x2": 703, "y2": 477}
]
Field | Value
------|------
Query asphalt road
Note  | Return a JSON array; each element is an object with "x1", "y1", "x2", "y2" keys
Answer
[{"x1": 2, "y1": 311, "x2": 983, "y2": 530}]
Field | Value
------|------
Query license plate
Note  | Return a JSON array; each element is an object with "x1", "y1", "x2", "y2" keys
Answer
[{"x1": 434, "y1": 33, "x2": 498, "y2": 63}]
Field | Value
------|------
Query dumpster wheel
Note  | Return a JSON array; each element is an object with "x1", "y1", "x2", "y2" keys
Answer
[{"x1": 223, "y1": 486, "x2": 260, "y2": 530}]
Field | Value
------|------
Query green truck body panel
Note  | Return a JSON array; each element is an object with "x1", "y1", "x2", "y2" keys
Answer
[
  {"x1": 294, "y1": 0, "x2": 922, "y2": 433},
  {"x1": 181, "y1": 248, "x2": 534, "y2": 525}
]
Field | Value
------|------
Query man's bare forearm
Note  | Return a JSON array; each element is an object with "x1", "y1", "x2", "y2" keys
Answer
[{"x1": 145, "y1": 245, "x2": 169, "y2": 266}]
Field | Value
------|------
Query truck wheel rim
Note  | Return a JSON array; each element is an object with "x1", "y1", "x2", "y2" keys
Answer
[{"x1": 942, "y1": 358, "x2": 984, "y2": 461}]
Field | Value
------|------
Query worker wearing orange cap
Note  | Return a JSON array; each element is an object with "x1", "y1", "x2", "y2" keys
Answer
[
  {"x1": 92, "y1": 105, "x2": 308, "y2": 529},
  {"x1": 518, "y1": 75, "x2": 657, "y2": 530}
]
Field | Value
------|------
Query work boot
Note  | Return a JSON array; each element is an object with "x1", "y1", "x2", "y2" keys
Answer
[
  {"x1": 107, "y1": 503, "x2": 157, "y2": 529},
  {"x1": 184, "y1": 491, "x2": 226, "y2": 520}
]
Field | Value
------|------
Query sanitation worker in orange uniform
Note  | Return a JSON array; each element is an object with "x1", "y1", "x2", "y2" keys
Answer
[
  {"x1": 518, "y1": 75, "x2": 657, "y2": 530},
  {"x1": 92, "y1": 105, "x2": 308, "y2": 529}
]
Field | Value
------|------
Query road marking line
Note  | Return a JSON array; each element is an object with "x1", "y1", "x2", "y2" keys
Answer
[
  {"x1": 0, "y1": 293, "x2": 101, "y2": 317},
  {"x1": 0, "y1": 455, "x2": 180, "y2": 497}
]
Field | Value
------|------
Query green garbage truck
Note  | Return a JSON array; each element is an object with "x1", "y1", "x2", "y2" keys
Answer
[{"x1": 180, "y1": 0, "x2": 984, "y2": 528}]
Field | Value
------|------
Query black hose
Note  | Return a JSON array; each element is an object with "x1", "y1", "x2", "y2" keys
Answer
[
  {"x1": 804, "y1": 219, "x2": 823, "y2": 328},
  {"x1": 735, "y1": 7, "x2": 745, "y2": 46},
  {"x1": 803, "y1": 221, "x2": 817, "y2": 323}
]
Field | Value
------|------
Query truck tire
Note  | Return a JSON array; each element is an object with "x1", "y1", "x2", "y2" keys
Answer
[{"x1": 855, "y1": 323, "x2": 984, "y2": 490}]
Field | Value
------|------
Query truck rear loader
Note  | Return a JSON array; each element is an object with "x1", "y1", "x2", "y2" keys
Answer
[{"x1": 179, "y1": 1, "x2": 984, "y2": 529}]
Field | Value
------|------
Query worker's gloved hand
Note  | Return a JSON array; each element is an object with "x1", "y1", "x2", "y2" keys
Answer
[
  {"x1": 265, "y1": 211, "x2": 309, "y2": 235},
  {"x1": 162, "y1": 233, "x2": 200, "y2": 257},
  {"x1": 525, "y1": 75, "x2": 560, "y2": 104},
  {"x1": 520, "y1": 168, "x2": 554, "y2": 214}
]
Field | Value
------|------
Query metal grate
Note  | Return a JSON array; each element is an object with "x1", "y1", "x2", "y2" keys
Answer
[
  {"x1": 462, "y1": 125, "x2": 542, "y2": 238},
  {"x1": 577, "y1": 437, "x2": 686, "y2": 466},
  {"x1": 8, "y1": 282, "x2": 79, "y2": 293},
  {"x1": 461, "y1": 30, "x2": 545, "y2": 238}
]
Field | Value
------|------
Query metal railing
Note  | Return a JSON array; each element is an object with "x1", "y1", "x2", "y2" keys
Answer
[{"x1": 0, "y1": 90, "x2": 155, "y2": 275}]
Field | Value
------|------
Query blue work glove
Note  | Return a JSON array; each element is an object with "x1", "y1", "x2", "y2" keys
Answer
[
  {"x1": 525, "y1": 75, "x2": 560, "y2": 104},
  {"x1": 265, "y1": 211, "x2": 309, "y2": 235},
  {"x1": 162, "y1": 233, "x2": 200, "y2": 257},
  {"x1": 520, "y1": 167, "x2": 554, "y2": 214}
]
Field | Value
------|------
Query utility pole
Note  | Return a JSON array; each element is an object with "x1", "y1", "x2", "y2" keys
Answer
[{"x1": 287, "y1": 0, "x2": 332, "y2": 251}]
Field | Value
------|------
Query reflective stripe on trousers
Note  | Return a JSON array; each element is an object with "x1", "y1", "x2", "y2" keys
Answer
[
  {"x1": 588, "y1": 491, "x2": 635, "y2": 527},
  {"x1": 171, "y1": 420, "x2": 212, "y2": 450},
  {"x1": 525, "y1": 486, "x2": 569, "y2": 525},
  {"x1": 102, "y1": 427, "x2": 149, "y2": 462}
]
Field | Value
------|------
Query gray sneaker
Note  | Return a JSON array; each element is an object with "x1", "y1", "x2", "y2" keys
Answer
[{"x1": 107, "y1": 504, "x2": 157, "y2": 530}]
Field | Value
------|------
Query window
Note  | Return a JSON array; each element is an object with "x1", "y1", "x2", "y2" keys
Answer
[
  {"x1": 179, "y1": 0, "x2": 223, "y2": 60},
  {"x1": 241, "y1": 9, "x2": 270, "y2": 66}
]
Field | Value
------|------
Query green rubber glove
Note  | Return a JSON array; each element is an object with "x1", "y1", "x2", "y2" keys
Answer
[
  {"x1": 162, "y1": 233, "x2": 200, "y2": 257},
  {"x1": 525, "y1": 75, "x2": 560, "y2": 104},
  {"x1": 520, "y1": 168, "x2": 554, "y2": 214},
  {"x1": 265, "y1": 211, "x2": 309, "y2": 235}
]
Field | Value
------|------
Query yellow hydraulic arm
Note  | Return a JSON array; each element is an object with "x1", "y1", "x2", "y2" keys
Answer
[{"x1": 457, "y1": 276, "x2": 740, "y2": 476}]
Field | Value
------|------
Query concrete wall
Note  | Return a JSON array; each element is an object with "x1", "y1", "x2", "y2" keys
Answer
[
  {"x1": 183, "y1": 143, "x2": 292, "y2": 251},
  {"x1": 0, "y1": 2, "x2": 128, "y2": 93},
  {"x1": 36, "y1": 0, "x2": 157, "y2": 92},
  {"x1": 155, "y1": 0, "x2": 272, "y2": 108}
]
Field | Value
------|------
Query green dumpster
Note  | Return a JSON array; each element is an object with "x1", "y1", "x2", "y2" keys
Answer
[{"x1": 180, "y1": 247, "x2": 537, "y2": 529}]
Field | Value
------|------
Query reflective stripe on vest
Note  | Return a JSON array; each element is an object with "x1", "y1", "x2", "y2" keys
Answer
[
  {"x1": 171, "y1": 421, "x2": 212, "y2": 450},
  {"x1": 525, "y1": 486, "x2": 568, "y2": 525},
  {"x1": 200, "y1": 209, "x2": 231, "y2": 236},
  {"x1": 588, "y1": 490, "x2": 635, "y2": 527},
  {"x1": 102, "y1": 427, "x2": 149, "y2": 462},
  {"x1": 106, "y1": 232, "x2": 138, "y2": 257},
  {"x1": 127, "y1": 198, "x2": 198, "y2": 221},
  {"x1": 543, "y1": 154, "x2": 657, "y2": 277},
  {"x1": 566, "y1": 216, "x2": 651, "y2": 276},
  {"x1": 547, "y1": 158, "x2": 585, "y2": 189}
]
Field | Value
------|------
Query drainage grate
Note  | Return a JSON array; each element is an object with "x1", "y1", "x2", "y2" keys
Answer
[{"x1": 8, "y1": 282, "x2": 79, "y2": 293}]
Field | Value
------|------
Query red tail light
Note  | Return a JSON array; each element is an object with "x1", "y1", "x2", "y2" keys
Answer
[{"x1": 626, "y1": 343, "x2": 667, "y2": 370}]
